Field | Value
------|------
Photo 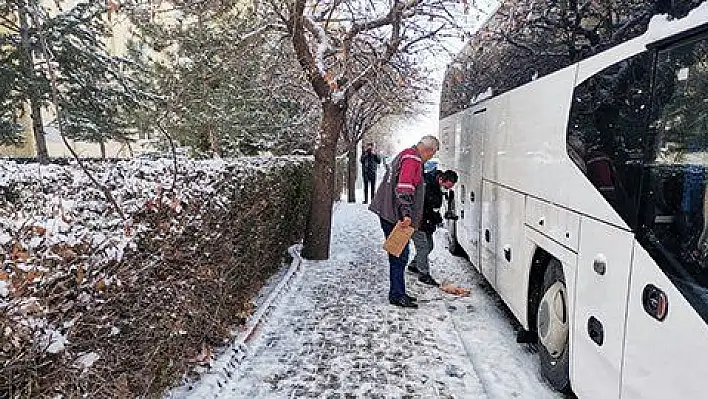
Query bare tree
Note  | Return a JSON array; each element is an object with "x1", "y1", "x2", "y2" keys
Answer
[
  {"x1": 341, "y1": 66, "x2": 431, "y2": 203},
  {"x1": 254, "y1": 0, "x2": 467, "y2": 259}
]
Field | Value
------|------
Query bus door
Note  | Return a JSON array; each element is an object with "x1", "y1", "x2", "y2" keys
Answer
[
  {"x1": 459, "y1": 108, "x2": 486, "y2": 269},
  {"x1": 494, "y1": 185, "x2": 526, "y2": 315},
  {"x1": 480, "y1": 180, "x2": 497, "y2": 287},
  {"x1": 621, "y1": 33, "x2": 708, "y2": 399}
]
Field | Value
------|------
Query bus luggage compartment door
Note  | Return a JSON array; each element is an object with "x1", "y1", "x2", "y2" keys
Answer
[{"x1": 573, "y1": 218, "x2": 634, "y2": 399}]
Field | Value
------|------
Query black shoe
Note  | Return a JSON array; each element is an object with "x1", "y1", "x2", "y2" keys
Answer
[
  {"x1": 389, "y1": 296, "x2": 419, "y2": 308},
  {"x1": 419, "y1": 274, "x2": 439, "y2": 287},
  {"x1": 405, "y1": 294, "x2": 417, "y2": 302},
  {"x1": 408, "y1": 264, "x2": 420, "y2": 274}
]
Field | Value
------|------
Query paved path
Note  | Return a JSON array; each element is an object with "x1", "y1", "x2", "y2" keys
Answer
[{"x1": 181, "y1": 203, "x2": 560, "y2": 398}]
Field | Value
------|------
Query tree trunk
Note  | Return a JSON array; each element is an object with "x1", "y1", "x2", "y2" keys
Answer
[
  {"x1": 208, "y1": 126, "x2": 221, "y2": 157},
  {"x1": 29, "y1": 99, "x2": 48, "y2": 164},
  {"x1": 197, "y1": 12, "x2": 220, "y2": 158},
  {"x1": 126, "y1": 141, "x2": 134, "y2": 157},
  {"x1": 19, "y1": 5, "x2": 48, "y2": 164},
  {"x1": 99, "y1": 141, "x2": 106, "y2": 159},
  {"x1": 302, "y1": 100, "x2": 346, "y2": 260},
  {"x1": 347, "y1": 145, "x2": 357, "y2": 203}
]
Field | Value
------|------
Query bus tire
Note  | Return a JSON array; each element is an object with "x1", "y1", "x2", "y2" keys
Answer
[{"x1": 537, "y1": 258, "x2": 572, "y2": 393}]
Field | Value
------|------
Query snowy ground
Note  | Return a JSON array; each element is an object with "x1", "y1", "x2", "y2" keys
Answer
[{"x1": 173, "y1": 200, "x2": 561, "y2": 398}]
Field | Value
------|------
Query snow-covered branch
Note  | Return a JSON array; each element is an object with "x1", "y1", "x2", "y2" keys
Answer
[
  {"x1": 303, "y1": 15, "x2": 335, "y2": 77},
  {"x1": 238, "y1": 22, "x2": 289, "y2": 43},
  {"x1": 289, "y1": 0, "x2": 331, "y2": 100}
]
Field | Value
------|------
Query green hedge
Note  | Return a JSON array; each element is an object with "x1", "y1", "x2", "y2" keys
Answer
[{"x1": 1, "y1": 157, "x2": 336, "y2": 398}]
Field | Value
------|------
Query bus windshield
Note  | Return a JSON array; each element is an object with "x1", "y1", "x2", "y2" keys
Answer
[{"x1": 639, "y1": 34, "x2": 708, "y2": 322}]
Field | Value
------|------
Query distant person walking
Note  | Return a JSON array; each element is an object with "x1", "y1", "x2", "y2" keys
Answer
[
  {"x1": 369, "y1": 136, "x2": 440, "y2": 308},
  {"x1": 408, "y1": 169, "x2": 459, "y2": 286},
  {"x1": 382, "y1": 155, "x2": 391, "y2": 172},
  {"x1": 360, "y1": 142, "x2": 381, "y2": 204}
]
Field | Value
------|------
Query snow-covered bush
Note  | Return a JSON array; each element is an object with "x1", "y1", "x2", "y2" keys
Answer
[{"x1": 0, "y1": 157, "x2": 314, "y2": 397}]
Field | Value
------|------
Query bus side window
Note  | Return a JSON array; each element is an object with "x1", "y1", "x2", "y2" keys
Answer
[{"x1": 566, "y1": 52, "x2": 652, "y2": 228}]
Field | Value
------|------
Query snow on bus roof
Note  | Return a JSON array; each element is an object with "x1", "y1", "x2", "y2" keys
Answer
[{"x1": 646, "y1": 0, "x2": 708, "y2": 44}]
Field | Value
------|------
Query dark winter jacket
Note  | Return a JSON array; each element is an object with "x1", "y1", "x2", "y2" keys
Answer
[
  {"x1": 368, "y1": 147, "x2": 425, "y2": 229},
  {"x1": 419, "y1": 170, "x2": 445, "y2": 233},
  {"x1": 360, "y1": 149, "x2": 381, "y2": 178}
]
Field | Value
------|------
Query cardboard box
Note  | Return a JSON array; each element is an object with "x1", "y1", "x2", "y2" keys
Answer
[{"x1": 383, "y1": 222, "x2": 415, "y2": 257}]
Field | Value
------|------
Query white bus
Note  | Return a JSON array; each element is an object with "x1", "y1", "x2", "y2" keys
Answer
[{"x1": 438, "y1": 5, "x2": 708, "y2": 398}]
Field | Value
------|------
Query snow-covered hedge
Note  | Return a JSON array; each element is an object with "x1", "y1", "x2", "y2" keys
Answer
[{"x1": 0, "y1": 157, "x2": 318, "y2": 397}]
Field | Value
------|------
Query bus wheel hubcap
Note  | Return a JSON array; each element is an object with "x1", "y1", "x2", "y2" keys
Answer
[{"x1": 537, "y1": 281, "x2": 568, "y2": 359}]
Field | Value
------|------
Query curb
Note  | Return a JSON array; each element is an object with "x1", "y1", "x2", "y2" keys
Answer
[
  {"x1": 168, "y1": 244, "x2": 305, "y2": 398},
  {"x1": 241, "y1": 244, "x2": 304, "y2": 345}
]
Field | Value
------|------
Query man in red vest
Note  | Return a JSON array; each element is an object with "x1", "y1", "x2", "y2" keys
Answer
[{"x1": 369, "y1": 135, "x2": 440, "y2": 308}]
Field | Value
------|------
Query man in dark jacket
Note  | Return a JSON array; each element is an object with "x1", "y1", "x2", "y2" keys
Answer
[
  {"x1": 360, "y1": 142, "x2": 381, "y2": 204},
  {"x1": 369, "y1": 136, "x2": 439, "y2": 308},
  {"x1": 408, "y1": 169, "x2": 458, "y2": 286}
]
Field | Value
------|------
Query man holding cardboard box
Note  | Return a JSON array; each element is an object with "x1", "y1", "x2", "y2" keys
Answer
[{"x1": 369, "y1": 135, "x2": 440, "y2": 309}]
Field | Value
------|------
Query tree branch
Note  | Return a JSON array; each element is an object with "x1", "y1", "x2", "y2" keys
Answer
[{"x1": 289, "y1": 0, "x2": 330, "y2": 100}]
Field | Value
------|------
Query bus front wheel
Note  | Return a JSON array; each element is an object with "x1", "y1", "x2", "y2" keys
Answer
[{"x1": 537, "y1": 258, "x2": 572, "y2": 393}]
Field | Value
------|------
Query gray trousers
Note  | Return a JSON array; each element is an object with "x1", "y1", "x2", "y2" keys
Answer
[{"x1": 411, "y1": 230, "x2": 434, "y2": 275}]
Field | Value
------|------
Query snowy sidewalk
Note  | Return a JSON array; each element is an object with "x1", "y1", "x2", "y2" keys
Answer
[{"x1": 179, "y1": 203, "x2": 561, "y2": 398}]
